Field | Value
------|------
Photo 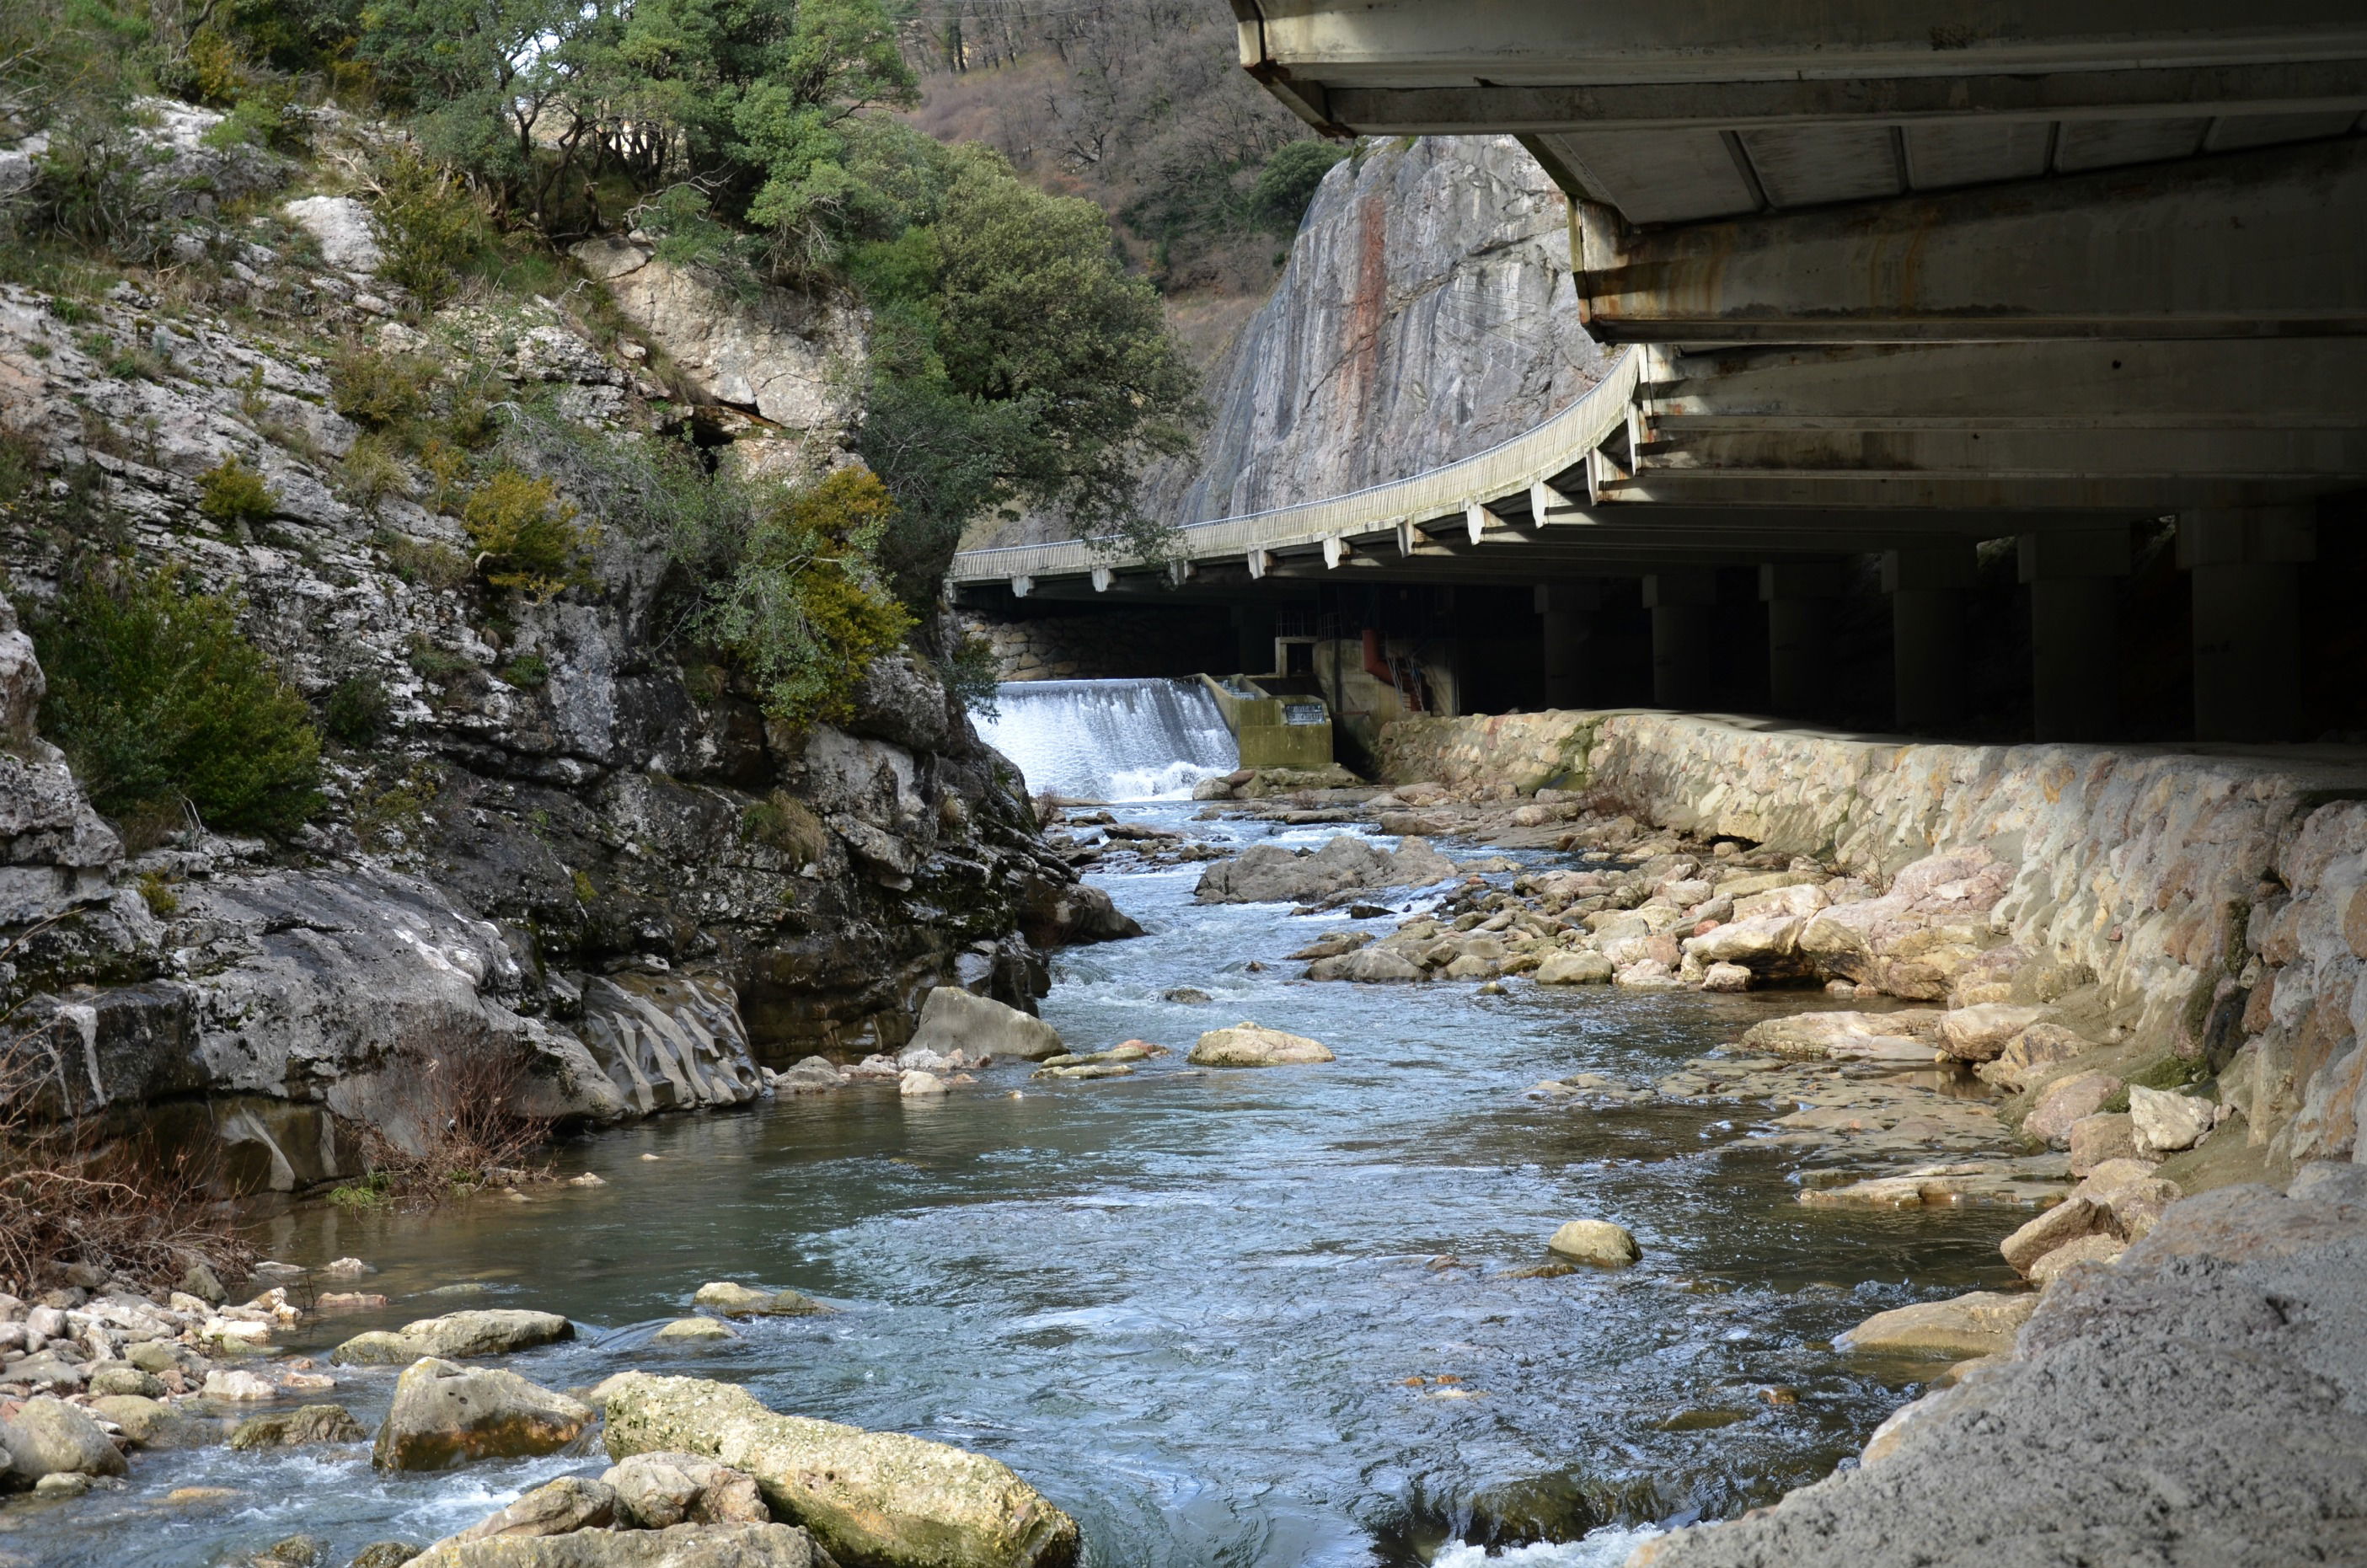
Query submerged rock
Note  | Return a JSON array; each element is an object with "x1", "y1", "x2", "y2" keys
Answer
[
  {"x1": 372, "y1": 1358, "x2": 592, "y2": 1471},
  {"x1": 692, "y1": 1283, "x2": 829, "y2": 1319},
  {"x1": 601, "y1": 1372, "x2": 1079, "y2": 1568},
  {"x1": 333, "y1": 1310, "x2": 576, "y2": 1366},
  {"x1": 652, "y1": 1318, "x2": 738, "y2": 1344},
  {"x1": 1187, "y1": 1023, "x2": 1335, "y2": 1067}
]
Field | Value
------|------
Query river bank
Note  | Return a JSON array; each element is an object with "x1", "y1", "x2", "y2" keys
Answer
[{"x1": 8, "y1": 704, "x2": 2364, "y2": 1565}]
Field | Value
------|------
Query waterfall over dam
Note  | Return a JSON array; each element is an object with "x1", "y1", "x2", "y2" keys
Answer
[{"x1": 976, "y1": 677, "x2": 1237, "y2": 801}]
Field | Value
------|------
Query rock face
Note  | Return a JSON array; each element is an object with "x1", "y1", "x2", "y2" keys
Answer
[
  {"x1": 571, "y1": 238, "x2": 861, "y2": 443},
  {"x1": 1194, "y1": 835, "x2": 1454, "y2": 904},
  {"x1": 333, "y1": 1310, "x2": 575, "y2": 1365},
  {"x1": 373, "y1": 1358, "x2": 593, "y2": 1471},
  {"x1": 600, "y1": 1372, "x2": 1080, "y2": 1568},
  {"x1": 903, "y1": 986, "x2": 1065, "y2": 1062},
  {"x1": 1137, "y1": 136, "x2": 1606, "y2": 528},
  {"x1": 0, "y1": 249, "x2": 1098, "y2": 1189},
  {"x1": 1187, "y1": 1024, "x2": 1335, "y2": 1068},
  {"x1": 1379, "y1": 707, "x2": 2367, "y2": 1166},
  {"x1": 1642, "y1": 1170, "x2": 2367, "y2": 1568}
]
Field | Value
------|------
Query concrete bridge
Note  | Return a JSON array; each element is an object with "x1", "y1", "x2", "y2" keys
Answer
[{"x1": 951, "y1": 4, "x2": 2367, "y2": 751}]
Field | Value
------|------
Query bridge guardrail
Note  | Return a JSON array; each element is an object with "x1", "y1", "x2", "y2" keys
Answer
[{"x1": 951, "y1": 346, "x2": 1641, "y2": 585}]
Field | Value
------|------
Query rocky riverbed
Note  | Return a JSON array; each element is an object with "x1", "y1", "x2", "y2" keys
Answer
[{"x1": 8, "y1": 759, "x2": 2360, "y2": 1565}]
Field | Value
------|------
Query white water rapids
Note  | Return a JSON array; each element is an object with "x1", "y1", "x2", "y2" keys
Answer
[{"x1": 975, "y1": 677, "x2": 1238, "y2": 800}]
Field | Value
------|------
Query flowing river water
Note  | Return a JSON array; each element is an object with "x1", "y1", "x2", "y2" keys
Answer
[{"x1": 8, "y1": 794, "x2": 2018, "y2": 1568}]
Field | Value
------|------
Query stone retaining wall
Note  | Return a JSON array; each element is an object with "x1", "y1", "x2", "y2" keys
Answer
[{"x1": 1379, "y1": 709, "x2": 2367, "y2": 1169}]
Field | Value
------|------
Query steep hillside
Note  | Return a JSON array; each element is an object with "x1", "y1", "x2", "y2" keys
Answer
[{"x1": 0, "y1": 102, "x2": 1132, "y2": 1202}]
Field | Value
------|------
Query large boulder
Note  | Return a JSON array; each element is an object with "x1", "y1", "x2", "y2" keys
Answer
[
  {"x1": 601, "y1": 1372, "x2": 1079, "y2": 1568},
  {"x1": 2023, "y1": 1071, "x2": 2123, "y2": 1148},
  {"x1": 2129, "y1": 1085, "x2": 2215, "y2": 1153},
  {"x1": 1194, "y1": 835, "x2": 1454, "y2": 904},
  {"x1": 904, "y1": 987, "x2": 1065, "y2": 1062},
  {"x1": 603, "y1": 1452, "x2": 770, "y2": 1528},
  {"x1": 1534, "y1": 950, "x2": 1615, "y2": 986},
  {"x1": 229, "y1": 1404, "x2": 368, "y2": 1450},
  {"x1": 1795, "y1": 849, "x2": 2011, "y2": 999},
  {"x1": 405, "y1": 1523, "x2": 834, "y2": 1567},
  {"x1": 692, "y1": 1283, "x2": 829, "y2": 1319},
  {"x1": 372, "y1": 1358, "x2": 593, "y2": 1471},
  {"x1": 1187, "y1": 1023, "x2": 1335, "y2": 1067},
  {"x1": 1545, "y1": 1220, "x2": 1640, "y2": 1266},
  {"x1": 1682, "y1": 915, "x2": 1807, "y2": 977},
  {"x1": 1834, "y1": 1291, "x2": 2036, "y2": 1359},
  {"x1": 334, "y1": 1310, "x2": 576, "y2": 1365},
  {"x1": 434, "y1": 1476, "x2": 616, "y2": 1546},
  {"x1": 1936, "y1": 1003, "x2": 2049, "y2": 1063},
  {"x1": 1739, "y1": 1009, "x2": 1942, "y2": 1062},
  {"x1": 1309, "y1": 946, "x2": 1424, "y2": 983},
  {"x1": 0, "y1": 1396, "x2": 127, "y2": 1482}
]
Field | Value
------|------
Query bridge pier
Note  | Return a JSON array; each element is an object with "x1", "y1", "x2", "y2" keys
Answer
[
  {"x1": 1759, "y1": 563, "x2": 1845, "y2": 720},
  {"x1": 2020, "y1": 530, "x2": 2130, "y2": 742},
  {"x1": 1883, "y1": 545, "x2": 1973, "y2": 733},
  {"x1": 1535, "y1": 583, "x2": 1598, "y2": 709},
  {"x1": 1644, "y1": 570, "x2": 1720, "y2": 709},
  {"x1": 2182, "y1": 508, "x2": 2316, "y2": 744}
]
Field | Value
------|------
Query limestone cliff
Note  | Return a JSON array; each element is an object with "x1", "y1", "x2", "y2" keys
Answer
[
  {"x1": 0, "y1": 104, "x2": 1111, "y2": 1194},
  {"x1": 1141, "y1": 135, "x2": 1607, "y2": 524}
]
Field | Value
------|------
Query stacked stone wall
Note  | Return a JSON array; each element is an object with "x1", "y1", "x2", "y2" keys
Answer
[{"x1": 1380, "y1": 709, "x2": 2367, "y2": 1169}]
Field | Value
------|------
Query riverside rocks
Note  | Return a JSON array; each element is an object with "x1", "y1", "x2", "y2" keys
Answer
[
  {"x1": 228, "y1": 1405, "x2": 367, "y2": 1450},
  {"x1": 604, "y1": 1452, "x2": 770, "y2": 1528},
  {"x1": 904, "y1": 987, "x2": 1065, "y2": 1063},
  {"x1": 1, "y1": 1396, "x2": 128, "y2": 1483},
  {"x1": 1834, "y1": 1292, "x2": 2037, "y2": 1360},
  {"x1": 1642, "y1": 1170, "x2": 2367, "y2": 1568},
  {"x1": 1187, "y1": 1024, "x2": 1335, "y2": 1067},
  {"x1": 600, "y1": 1372, "x2": 1080, "y2": 1568},
  {"x1": 334, "y1": 1310, "x2": 576, "y2": 1366},
  {"x1": 407, "y1": 1523, "x2": 834, "y2": 1567},
  {"x1": 372, "y1": 1358, "x2": 593, "y2": 1470}
]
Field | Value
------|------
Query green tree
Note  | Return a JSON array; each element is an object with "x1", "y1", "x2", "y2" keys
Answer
[
  {"x1": 846, "y1": 137, "x2": 1201, "y2": 599},
  {"x1": 30, "y1": 563, "x2": 323, "y2": 839}
]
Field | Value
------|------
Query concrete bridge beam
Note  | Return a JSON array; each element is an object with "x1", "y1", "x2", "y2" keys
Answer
[
  {"x1": 1883, "y1": 545, "x2": 1975, "y2": 732},
  {"x1": 2181, "y1": 507, "x2": 2318, "y2": 742},
  {"x1": 2019, "y1": 529, "x2": 2133, "y2": 741}
]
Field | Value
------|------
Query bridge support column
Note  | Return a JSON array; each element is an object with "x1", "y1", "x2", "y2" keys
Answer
[
  {"x1": 1644, "y1": 570, "x2": 1719, "y2": 710},
  {"x1": 2019, "y1": 530, "x2": 2130, "y2": 742},
  {"x1": 1882, "y1": 545, "x2": 1973, "y2": 732},
  {"x1": 1231, "y1": 604, "x2": 1276, "y2": 677},
  {"x1": 2180, "y1": 508, "x2": 2315, "y2": 743},
  {"x1": 1759, "y1": 563, "x2": 1845, "y2": 718},
  {"x1": 1534, "y1": 583, "x2": 1598, "y2": 710}
]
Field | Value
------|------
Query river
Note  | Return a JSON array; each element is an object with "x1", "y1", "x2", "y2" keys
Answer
[{"x1": 7, "y1": 797, "x2": 2016, "y2": 1568}]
